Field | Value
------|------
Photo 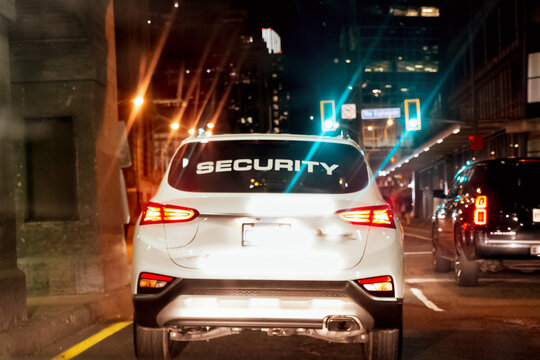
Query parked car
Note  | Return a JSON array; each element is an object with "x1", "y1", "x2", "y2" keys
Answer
[
  {"x1": 132, "y1": 133, "x2": 404, "y2": 359},
  {"x1": 431, "y1": 158, "x2": 540, "y2": 286}
]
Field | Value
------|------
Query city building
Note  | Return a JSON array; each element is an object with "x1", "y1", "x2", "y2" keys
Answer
[
  {"x1": 382, "y1": 0, "x2": 540, "y2": 219},
  {"x1": 337, "y1": 0, "x2": 443, "y2": 173}
]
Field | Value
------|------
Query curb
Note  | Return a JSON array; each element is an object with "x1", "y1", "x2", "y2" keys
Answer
[{"x1": 0, "y1": 286, "x2": 132, "y2": 359}]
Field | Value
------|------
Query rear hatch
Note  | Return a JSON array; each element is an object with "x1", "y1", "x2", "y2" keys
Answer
[
  {"x1": 160, "y1": 138, "x2": 382, "y2": 277},
  {"x1": 485, "y1": 160, "x2": 540, "y2": 238}
]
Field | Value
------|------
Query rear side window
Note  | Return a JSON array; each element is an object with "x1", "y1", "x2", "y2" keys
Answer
[{"x1": 168, "y1": 139, "x2": 369, "y2": 193}]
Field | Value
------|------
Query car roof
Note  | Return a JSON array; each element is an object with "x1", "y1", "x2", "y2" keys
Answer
[
  {"x1": 180, "y1": 133, "x2": 362, "y2": 150},
  {"x1": 469, "y1": 157, "x2": 540, "y2": 167},
  {"x1": 454, "y1": 157, "x2": 540, "y2": 177}
]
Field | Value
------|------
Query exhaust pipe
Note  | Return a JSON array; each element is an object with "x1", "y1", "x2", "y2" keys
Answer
[{"x1": 325, "y1": 316, "x2": 360, "y2": 332}]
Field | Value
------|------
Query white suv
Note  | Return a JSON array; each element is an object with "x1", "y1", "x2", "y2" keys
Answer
[{"x1": 132, "y1": 133, "x2": 404, "y2": 359}]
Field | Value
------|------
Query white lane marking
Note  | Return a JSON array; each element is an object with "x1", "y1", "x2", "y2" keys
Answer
[
  {"x1": 405, "y1": 233, "x2": 432, "y2": 241},
  {"x1": 410, "y1": 288, "x2": 445, "y2": 312},
  {"x1": 407, "y1": 277, "x2": 540, "y2": 284},
  {"x1": 404, "y1": 251, "x2": 432, "y2": 256}
]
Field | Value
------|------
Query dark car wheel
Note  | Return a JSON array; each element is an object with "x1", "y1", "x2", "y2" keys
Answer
[
  {"x1": 432, "y1": 244, "x2": 452, "y2": 272},
  {"x1": 363, "y1": 328, "x2": 402, "y2": 360},
  {"x1": 134, "y1": 323, "x2": 186, "y2": 360},
  {"x1": 454, "y1": 251, "x2": 479, "y2": 286},
  {"x1": 431, "y1": 226, "x2": 452, "y2": 272}
]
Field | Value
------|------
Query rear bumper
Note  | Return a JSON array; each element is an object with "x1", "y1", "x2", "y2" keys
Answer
[
  {"x1": 134, "y1": 279, "x2": 402, "y2": 331},
  {"x1": 474, "y1": 230, "x2": 540, "y2": 259}
]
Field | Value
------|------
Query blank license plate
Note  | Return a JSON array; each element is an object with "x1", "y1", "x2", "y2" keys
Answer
[{"x1": 242, "y1": 223, "x2": 291, "y2": 246}]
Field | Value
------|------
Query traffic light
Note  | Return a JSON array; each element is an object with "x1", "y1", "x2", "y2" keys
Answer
[
  {"x1": 404, "y1": 99, "x2": 421, "y2": 131},
  {"x1": 320, "y1": 100, "x2": 338, "y2": 131}
]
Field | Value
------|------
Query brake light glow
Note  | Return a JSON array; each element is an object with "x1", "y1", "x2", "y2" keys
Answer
[
  {"x1": 337, "y1": 205, "x2": 395, "y2": 228},
  {"x1": 138, "y1": 272, "x2": 175, "y2": 292},
  {"x1": 474, "y1": 195, "x2": 487, "y2": 225},
  {"x1": 140, "y1": 202, "x2": 199, "y2": 225},
  {"x1": 356, "y1": 276, "x2": 395, "y2": 297}
]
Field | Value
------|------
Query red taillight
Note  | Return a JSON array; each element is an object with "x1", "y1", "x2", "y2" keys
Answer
[
  {"x1": 140, "y1": 202, "x2": 199, "y2": 225},
  {"x1": 139, "y1": 272, "x2": 174, "y2": 282},
  {"x1": 336, "y1": 205, "x2": 395, "y2": 228},
  {"x1": 356, "y1": 276, "x2": 395, "y2": 297},
  {"x1": 474, "y1": 195, "x2": 487, "y2": 225},
  {"x1": 138, "y1": 272, "x2": 175, "y2": 293}
]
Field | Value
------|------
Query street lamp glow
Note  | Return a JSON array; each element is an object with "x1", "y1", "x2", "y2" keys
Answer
[
  {"x1": 387, "y1": 118, "x2": 394, "y2": 126},
  {"x1": 133, "y1": 96, "x2": 144, "y2": 107},
  {"x1": 188, "y1": 128, "x2": 195, "y2": 135},
  {"x1": 207, "y1": 123, "x2": 215, "y2": 129},
  {"x1": 367, "y1": 125, "x2": 373, "y2": 131},
  {"x1": 170, "y1": 122, "x2": 180, "y2": 130}
]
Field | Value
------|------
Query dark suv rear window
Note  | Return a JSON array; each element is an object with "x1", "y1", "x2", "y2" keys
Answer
[
  {"x1": 168, "y1": 139, "x2": 369, "y2": 193},
  {"x1": 484, "y1": 160, "x2": 540, "y2": 205}
]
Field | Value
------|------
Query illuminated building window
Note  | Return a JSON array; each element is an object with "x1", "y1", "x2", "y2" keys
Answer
[
  {"x1": 421, "y1": 7, "x2": 440, "y2": 17},
  {"x1": 397, "y1": 61, "x2": 438, "y2": 73},
  {"x1": 389, "y1": 6, "x2": 419, "y2": 17}
]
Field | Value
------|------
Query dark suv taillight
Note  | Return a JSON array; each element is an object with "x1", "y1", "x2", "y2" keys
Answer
[
  {"x1": 140, "y1": 202, "x2": 199, "y2": 225},
  {"x1": 474, "y1": 195, "x2": 487, "y2": 225}
]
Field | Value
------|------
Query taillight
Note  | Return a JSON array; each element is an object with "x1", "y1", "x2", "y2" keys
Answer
[
  {"x1": 138, "y1": 272, "x2": 175, "y2": 294},
  {"x1": 356, "y1": 276, "x2": 395, "y2": 297},
  {"x1": 474, "y1": 195, "x2": 487, "y2": 225},
  {"x1": 140, "y1": 202, "x2": 199, "y2": 225},
  {"x1": 336, "y1": 205, "x2": 395, "y2": 228}
]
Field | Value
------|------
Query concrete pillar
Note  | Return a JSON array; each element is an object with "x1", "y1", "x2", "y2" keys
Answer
[
  {"x1": 10, "y1": 0, "x2": 129, "y2": 296},
  {"x1": 0, "y1": 2, "x2": 28, "y2": 331}
]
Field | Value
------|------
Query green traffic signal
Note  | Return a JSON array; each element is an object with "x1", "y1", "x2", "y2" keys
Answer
[{"x1": 404, "y1": 99, "x2": 421, "y2": 131}]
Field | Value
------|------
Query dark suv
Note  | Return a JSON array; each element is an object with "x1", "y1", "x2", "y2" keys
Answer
[{"x1": 431, "y1": 158, "x2": 540, "y2": 286}]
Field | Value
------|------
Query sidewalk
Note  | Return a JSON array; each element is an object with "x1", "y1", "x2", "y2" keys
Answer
[{"x1": 0, "y1": 285, "x2": 132, "y2": 359}]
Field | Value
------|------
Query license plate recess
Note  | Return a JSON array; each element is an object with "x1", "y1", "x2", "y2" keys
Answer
[{"x1": 242, "y1": 223, "x2": 291, "y2": 247}]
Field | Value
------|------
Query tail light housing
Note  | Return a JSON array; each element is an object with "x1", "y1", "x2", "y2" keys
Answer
[
  {"x1": 356, "y1": 276, "x2": 395, "y2": 297},
  {"x1": 140, "y1": 202, "x2": 199, "y2": 225},
  {"x1": 336, "y1": 205, "x2": 395, "y2": 228},
  {"x1": 138, "y1": 272, "x2": 176, "y2": 294},
  {"x1": 474, "y1": 195, "x2": 487, "y2": 225}
]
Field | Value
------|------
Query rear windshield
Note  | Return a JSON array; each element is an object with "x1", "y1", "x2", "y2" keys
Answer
[
  {"x1": 471, "y1": 160, "x2": 540, "y2": 204},
  {"x1": 167, "y1": 139, "x2": 369, "y2": 193},
  {"x1": 486, "y1": 161, "x2": 540, "y2": 202}
]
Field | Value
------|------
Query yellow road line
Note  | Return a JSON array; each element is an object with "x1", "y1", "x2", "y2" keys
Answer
[{"x1": 52, "y1": 320, "x2": 133, "y2": 360}]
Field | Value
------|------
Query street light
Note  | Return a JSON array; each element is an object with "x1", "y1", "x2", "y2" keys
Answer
[{"x1": 133, "y1": 96, "x2": 144, "y2": 107}]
